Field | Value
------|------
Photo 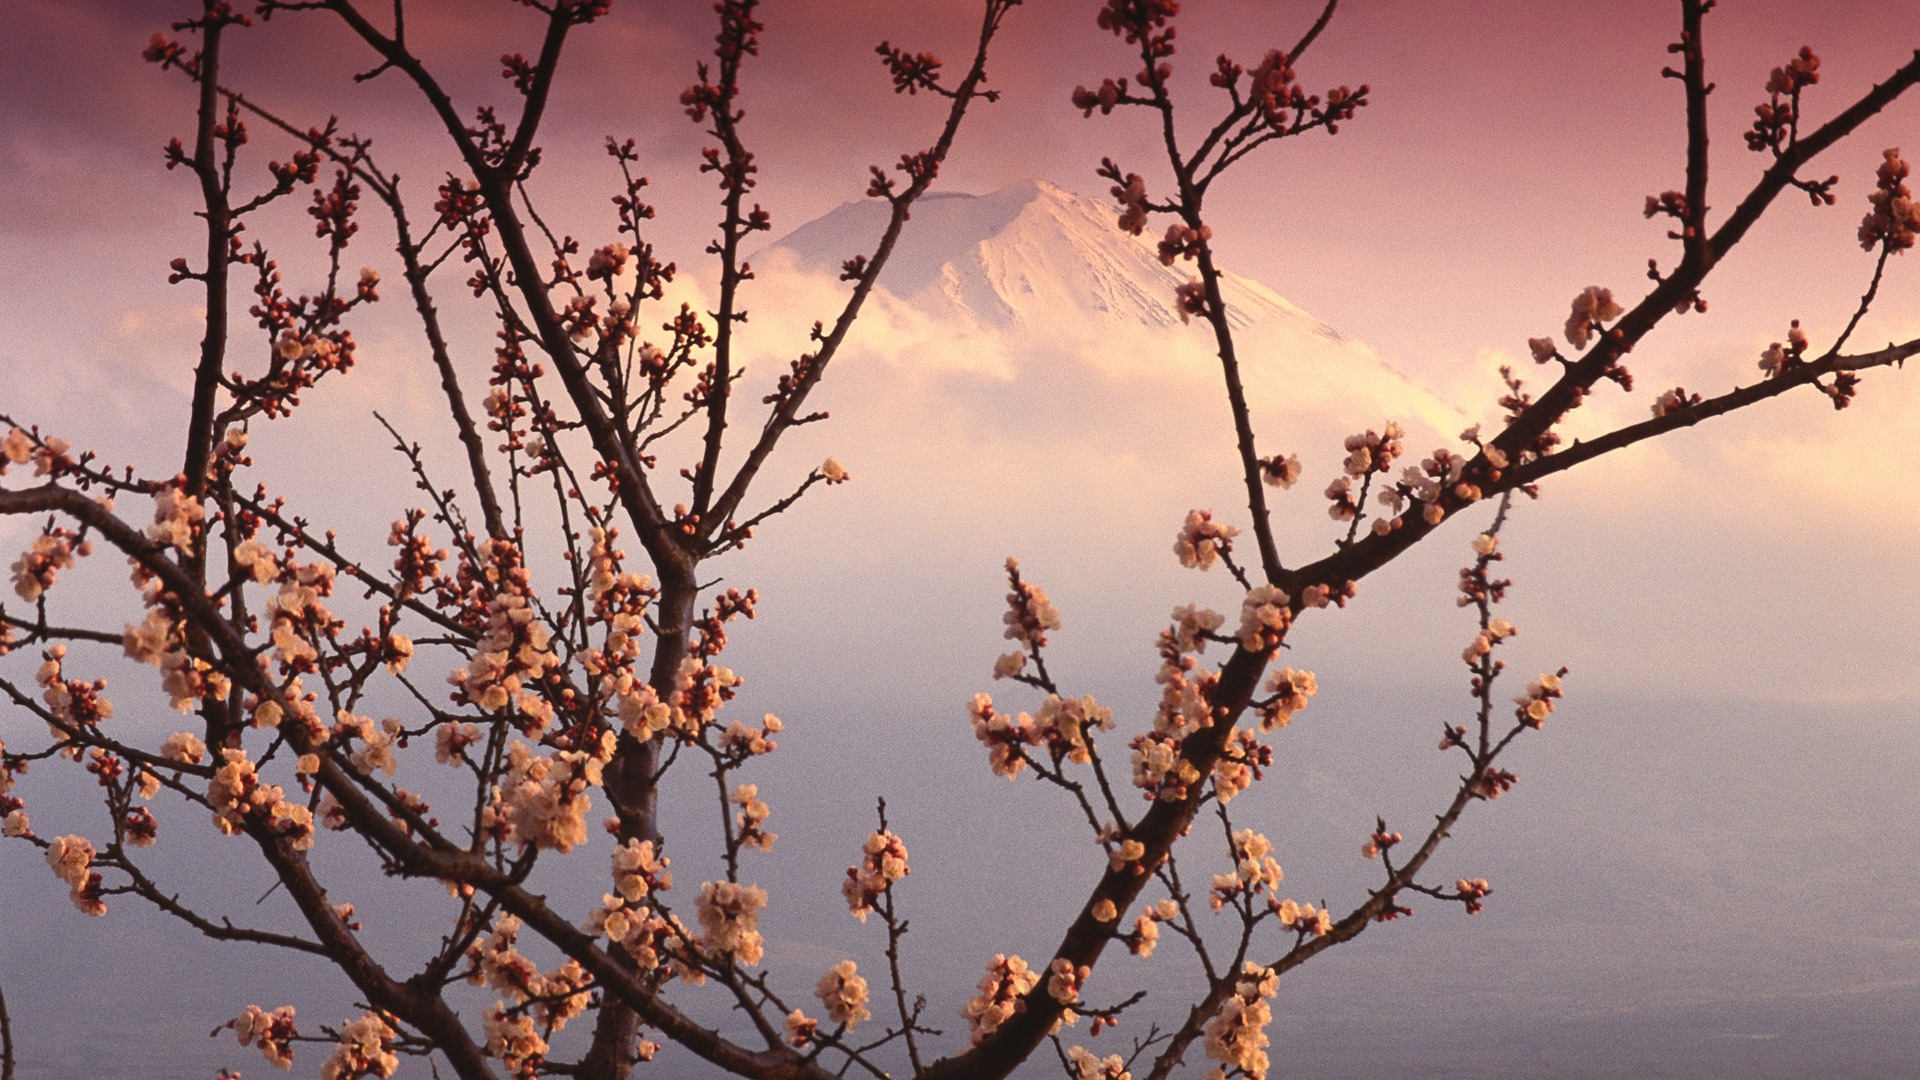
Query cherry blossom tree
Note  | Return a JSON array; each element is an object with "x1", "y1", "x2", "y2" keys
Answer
[{"x1": 4, "y1": 1, "x2": 1919, "y2": 1079}]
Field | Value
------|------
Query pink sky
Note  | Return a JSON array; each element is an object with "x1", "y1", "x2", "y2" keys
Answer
[
  {"x1": 7, "y1": 0, "x2": 1919, "y2": 700},
  {"x1": 11, "y1": 0, "x2": 1920, "y2": 363}
]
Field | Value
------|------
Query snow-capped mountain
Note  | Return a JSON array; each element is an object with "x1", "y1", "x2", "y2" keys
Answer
[{"x1": 763, "y1": 180, "x2": 1467, "y2": 434}]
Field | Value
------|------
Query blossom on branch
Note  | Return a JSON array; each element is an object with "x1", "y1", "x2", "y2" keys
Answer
[
  {"x1": 45, "y1": 833, "x2": 105, "y2": 916},
  {"x1": 696, "y1": 879, "x2": 768, "y2": 965},
  {"x1": 962, "y1": 953, "x2": 1040, "y2": 1043},
  {"x1": 1564, "y1": 286, "x2": 1624, "y2": 350},
  {"x1": 1175, "y1": 509, "x2": 1239, "y2": 571},
  {"x1": 815, "y1": 960, "x2": 872, "y2": 1028},
  {"x1": 231, "y1": 1004, "x2": 298, "y2": 1070},
  {"x1": 1069, "y1": 1045, "x2": 1132, "y2": 1080},
  {"x1": 843, "y1": 828, "x2": 908, "y2": 921},
  {"x1": 1203, "y1": 963, "x2": 1279, "y2": 1079},
  {"x1": 1861, "y1": 147, "x2": 1918, "y2": 252}
]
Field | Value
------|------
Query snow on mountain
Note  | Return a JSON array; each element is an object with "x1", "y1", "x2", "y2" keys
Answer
[{"x1": 763, "y1": 179, "x2": 1468, "y2": 436}]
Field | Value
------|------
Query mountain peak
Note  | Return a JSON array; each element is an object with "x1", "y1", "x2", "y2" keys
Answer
[
  {"x1": 762, "y1": 180, "x2": 1466, "y2": 431},
  {"x1": 768, "y1": 179, "x2": 1338, "y2": 337}
]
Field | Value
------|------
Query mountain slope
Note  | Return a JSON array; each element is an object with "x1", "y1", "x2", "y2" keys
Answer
[{"x1": 764, "y1": 180, "x2": 1467, "y2": 434}]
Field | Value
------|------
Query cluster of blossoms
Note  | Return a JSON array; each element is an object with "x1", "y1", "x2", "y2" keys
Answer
[
  {"x1": 667, "y1": 657, "x2": 745, "y2": 739},
  {"x1": 1457, "y1": 877, "x2": 1493, "y2": 914},
  {"x1": 1175, "y1": 278, "x2": 1211, "y2": 321},
  {"x1": 1758, "y1": 321, "x2": 1810, "y2": 379},
  {"x1": 386, "y1": 511, "x2": 446, "y2": 597},
  {"x1": 1236, "y1": 585, "x2": 1291, "y2": 651},
  {"x1": 962, "y1": 954, "x2": 1041, "y2": 1044},
  {"x1": 1770, "y1": 46, "x2": 1822, "y2": 96},
  {"x1": 452, "y1": 544, "x2": 562, "y2": 732},
  {"x1": 993, "y1": 648, "x2": 1028, "y2": 679},
  {"x1": 250, "y1": 677, "x2": 327, "y2": 745},
  {"x1": 843, "y1": 828, "x2": 909, "y2": 921},
  {"x1": 1072, "y1": 72, "x2": 1132, "y2": 117},
  {"x1": 784, "y1": 1008, "x2": 818, "y2": 1048},
  {"x1": 1375, "y1": 447, "x2": 1476, "y2": 530},
  {"x1": 1457, "y1": 531, "x2": 1511, "y2": 610},
  {"x1": 489, "y1": 736, "x2": 614, "y2": 853},
  {"x1": 465, "y1": 913, "x2": 592, "y2": 1055},
  {"x1": 730, "y1": 783, "x2": 775, "y2": 852},
  {"x1": 1037, "y1": 693, "x2": 1115, "y2": 765},
  {"x1": 695, "y1": 879, "x2": 768, "y2": 966},
  {"x1": 1514, "y1": 670, "x2": 1567, "y2": 729},
  {"x1": 1362, "y1": 826, "x2": 1403, "y2": 861},
  {"x1": 587, "y1": 897, "x2": 701, "y2": 988},
  {"x1": 1068, "y1": 1045, "x2": 1132, "y2": 1080},
  {"x1": 815, "y1": 959, "x2": 872, "y2": 1028},
  {"x1": 1212, "y1": 725, "x2": 1272, "y2": 803},
  {"x1": 1171, "y1": 604, "x2": 1224, "y2": 653},
  {"x1": 1259, "y1": 667, "x2": 1317, "y2": 731},
  {"x1": 336, "y1": 711, "x2": 400, "y2": 777},
  {"x1": 1108, "y1": 170, "x2": 1150, "y2": 234},
  {"x1": 1130, "y1": 604, "x2": 1231, "y2": 800},
  {"x1": 1125, "y1": 897, "x2": 1181, "y2": 957},
  {"x1": 583, "y1": 527, "x2": 652, "y2": 642},
  {"x1": 0, "y1": 426, "x2": 71, "y2": 477},
  {"x1": 612, "y1": 837, "x2": 673, "y2": 900},
  {"x1": 45, "y1": 834, "x2": 104, "y2": 916},
  {"x1": 161, "y1": 730, "x2": 208, "y2": 765},
  {"x1": 528, "y1": 961, "x2": 593, "y2": 1033},
  {"x1": 231, "y1": 1004, "x2": 299, "y2": 1070},
  {"x1": 208, "y1": 747, "x2": 315, "y2": 851},
  {"x1": 969, "y1": 692, "x2": 1033, "y2": 780},
  {"x1": 1861, "y1": 148, "x2": 1918, "y2": 252},
  {"x1": 433, "y1": 721, "x2": 483, "y2": 766},
  {"x1": 719, "y1": 710, "x2": 783, "y2": 759},
  {"x1": 1210, "y1": 828, "x2": 1283, "y2": 911},
  {"x1": 264, "y1": 560, "x2": 343, "y2": 674},
  {"x1": 1, "y1": 740, "x2": 27, "y2": 838},
  {"x1": 1174, "y1": 509, "x2": 1239, "y2": 571},
  {"x1": 10, "y1": 526, "x2": 83, "y2": 603},
  {"x1": 1130, "y1": 721, "x2": 1201, "y2": 802},
  {"x1": 146, "y1": 482, "x2": 206, "y2": 555},
  {"x1": 1468, "y1": 766, "x2": 1520, "y2": 801},
  {"x1": 1651, "y1": 386, "x2": 1704, "y2": 418},
  {"x1": 1342, "y1": 423, "x2": 1404, "y2": 483},
  {"x1": 615, "y1": 681, "x2": 674, "y2": 743},
  {"x1": 320, "y1": 1011, "x2": 398, "y2": 1080},
  {"x1": 1748, "y1": 47, "x2": 1821, "y2": 154},
  {"x1": 1046, "y1": 956, "x2": 1090, "y2": 1030},
  {"x1": 233, "y1": 535, "x2": 281, "y2": 586},
  {"x1": 576, "y1": 527, "x2": 655, "y2": 716},
  {"x1": 1643, "y1": 188, "x2": 1690, "y2": 227},
  {"x1": 969, "y1": 689, "x2": 1115, "y2": 779},
  {"x1": 1562, "y1": 285, "x2": 1625, "y2": 350},
  {"x1": 1260, "y1": 452, "x2": 1303, "y2": 489},
  {"x1": 34, "y1": 646, "x2": 114, "y2": 737},
  {"x1": 1157, "y1": 220, "x2": 1211, "y2": 265},
  {"x1": 584, "y1": 240, "x2": 630, "y2": 282},
  {"x1": 124, "y1": 606, "x2": 231, "y2": 716},
  {"x1": 999, "y1": 557, "x2": 1062, "y2": 670},
  {"x1": 483, "y1": 1005, "x2": 547, "y2": 1079},
  {"x1": 1202, "y1": 963, "x2": 1279, "y2": 1080},
  {"x1": 1462, "y1": 617, "x2": 1517, "y2": 666},
  {"x1": 1276, "y1": 897, "x2": 1333, "y2": 936}
]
